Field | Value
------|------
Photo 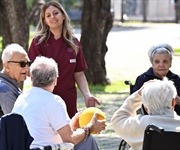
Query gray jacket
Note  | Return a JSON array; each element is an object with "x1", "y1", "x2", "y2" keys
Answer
[{"x1": 0, "y1": 71, "x2": 22, "y2": 114}]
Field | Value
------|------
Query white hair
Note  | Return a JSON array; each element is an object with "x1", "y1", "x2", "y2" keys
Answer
[
  {"x1": 30, "y1": 56, "x2": 58, "y2": 87},
  {"x1": 1, "y1": 43, "x2": 27, "y2": 63},
  {"x1": 148, "y1": 43, "x2": 174, "y2": 64},
  {"x1": 142, "y1": 77, "x2": 177, "y2": 115}
]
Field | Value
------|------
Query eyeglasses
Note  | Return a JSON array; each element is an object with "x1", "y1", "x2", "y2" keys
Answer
[{"x1": 8, "y1": 61, "x2": 32, "y2": 68}]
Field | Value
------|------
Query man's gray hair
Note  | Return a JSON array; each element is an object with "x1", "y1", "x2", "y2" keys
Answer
[
  {"x1": 2, "y1": 43, "x2": 27, "y2": 63},
  {"x1": 142, "y1": 77, "x2": 177, "y2": 115},
  {"x1": 148, "y1": 43, "x2": 174, "y2": 64},
  {"x1": 30, "y1": 56, "x2": 58, "y2": 87}
]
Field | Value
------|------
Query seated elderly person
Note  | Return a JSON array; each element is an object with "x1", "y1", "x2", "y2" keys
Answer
[
  {"x1": 0, "y1": 43, "x2": 30, "y2": 116},
  {"x1": 12, "y1": 56, "x2": 106, "y2": 150},
  {"x1": 132, "y1": 43, "x2": 180, "y2": 115},
  {"x1": 111, "y1": 78, "x2": 180, "y2": 150}
]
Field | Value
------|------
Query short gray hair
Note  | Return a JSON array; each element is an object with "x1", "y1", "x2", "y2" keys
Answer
[
  {"x1": 148, "y1": 43, "x2": 174, "y2": 63},
  {"x1": 142, "y1": 77, "x2": 177, "y2": 115},
  {"x1": 2, "y1": 43, "x2": 27, "y2": 63},
  {"x1": 30, "y1": 56, "x2": 58, "y2": 87}
]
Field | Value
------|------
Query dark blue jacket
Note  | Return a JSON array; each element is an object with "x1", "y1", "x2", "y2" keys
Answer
[
  {"x1": 0, "y1": 113, "x2": 33, "y2": 150},
  {"x1": 133, "y1": 67, "x2": 180, "y2": 115}
]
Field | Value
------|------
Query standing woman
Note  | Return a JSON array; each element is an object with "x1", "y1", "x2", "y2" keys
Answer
[{"x1": 28, "y1": 0, "x2": 100, "y2": 118}]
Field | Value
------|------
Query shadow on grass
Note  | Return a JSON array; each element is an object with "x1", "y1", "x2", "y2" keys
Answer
[{"x1": 77, "y1": 91, "x2": 129, "y2": 150}]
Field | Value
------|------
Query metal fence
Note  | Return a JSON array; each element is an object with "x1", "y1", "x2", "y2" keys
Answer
[{"x1": 112, "y1": 0, "x2": 176, "y2": 22}]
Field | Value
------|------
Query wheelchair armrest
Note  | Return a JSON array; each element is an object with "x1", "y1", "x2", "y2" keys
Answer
[{"x1": 31, "y1": 142, "x2": 74, "y2": 150}]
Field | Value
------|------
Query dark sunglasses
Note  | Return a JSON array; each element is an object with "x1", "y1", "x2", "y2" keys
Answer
[{"x1": 8, "y1": 61, "x2": 32, "y2": 68}]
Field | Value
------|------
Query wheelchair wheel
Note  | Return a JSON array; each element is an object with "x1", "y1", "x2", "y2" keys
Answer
[{"x1": 119, "y1": 139, "x2": 130, "y2": 150}]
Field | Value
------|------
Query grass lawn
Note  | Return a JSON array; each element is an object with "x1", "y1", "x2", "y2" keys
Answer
[{"x1": 174, "y1": 48, "x2": 180, "y2": 55}]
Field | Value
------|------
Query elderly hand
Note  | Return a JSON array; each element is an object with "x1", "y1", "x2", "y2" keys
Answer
[
  {"x1": 138, "y1": 79, "x2": 158, "y2": 96},
  {"x1": 86, "y1": 112, "x2": 106, "y2": 134},
  {"x1": 70, "y1": 111, "x2": 82, "y2": 131}
]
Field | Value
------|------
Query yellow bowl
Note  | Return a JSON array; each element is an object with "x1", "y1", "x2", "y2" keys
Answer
[{"x1": 79, "y1": 107, "x2": 106, "y2": 134}]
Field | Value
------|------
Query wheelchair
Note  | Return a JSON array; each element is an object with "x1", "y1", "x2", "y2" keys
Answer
[
  {"x1": 142, "y1": 124, "x2": 180, "y2": 150},
  {"x1": 0, "y1": 113, "x2": 74, "y2": 150},
  {"x1": 118, "y1": 139, "x2": 130, "y2": 150},
  {"x1": 118, "y1": 80, "x2": 147, "y2": 150}
]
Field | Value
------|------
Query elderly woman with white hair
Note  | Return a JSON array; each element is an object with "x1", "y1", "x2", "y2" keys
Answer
[
  {"x1": 111, "y1": 78, "x2": 180, "y2": 150},
  {"x1": 132, "y1": 43, "x2": 180, "y2": 115}
]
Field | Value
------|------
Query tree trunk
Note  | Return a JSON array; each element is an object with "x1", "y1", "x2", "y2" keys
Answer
[
  {"x1": 143, "y1": 0, "x2": 147, "y2": 22},
  {"x1": 0, "y1": 0, "x2": 29, "y2": 89},
  {"x1": 80, "y1": 0, "x2": 113, "y2": 85}
]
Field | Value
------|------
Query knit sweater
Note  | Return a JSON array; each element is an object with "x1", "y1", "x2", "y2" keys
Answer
[{"x1": 111, "y1": 92, "x2": 180, "y2": 150}]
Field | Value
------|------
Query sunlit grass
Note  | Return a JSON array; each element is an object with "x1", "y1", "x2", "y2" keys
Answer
[
  {"x1": 77, "y1": 80, "x2": 130, "y2": 100},
  {"x1": 88, "y1": 80, "x2": 129, "y2": 93},
  {"x1": 122, "y1": 20, "x2": 142, "y2": 25},
  {"x1": 174, "y1": 48, "x2": 180, "y2": 55},
  {"x1": 29, "y1": 27, "x2": 35, "y2": 47}
]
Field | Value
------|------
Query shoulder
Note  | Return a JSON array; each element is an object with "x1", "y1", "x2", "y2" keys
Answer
[
  {"x1": 73, "y1": 37, "x2": 80, "y2": 46},
  {"x1": 167, "y1": 70, "x2": 180, "y2": 80},
  {"x1": 136, "y1": 68, "x2": 151, "y2": 77},
  {"x1": 40, "y1": 92, "x2": 66, "y2": 107},
  {"x1": 34, "y1": 36, "x2": 40, "y2": 41},
  {"x1": 0, "y1": 77, "x2": 12, "y2": 92},
  {"x1": 168, "y1": 70, "x2": 179, "y2": 76},
  {"x1": 73, "y1": 36, "x2": 79, "y2": 42},
  {"x1": 0, "y1": 82, "x2": 10, "y2": 91},
  {"x1": 136, "y1": 72, "x2": 148, "y2": 81},
  {"x1": 137, "y1": 67, "x2": 155, "y2": 79},
  {"x1": 54, "y1": 95, "x2": 66, "y2": 105},
  {"x1": 31, "y1": 36, "x2": 41, "y2": 45}
]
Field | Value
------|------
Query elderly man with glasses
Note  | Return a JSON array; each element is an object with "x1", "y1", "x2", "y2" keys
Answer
[{"x1": 0, "y1": 43, "x2": 30, "y2": 115}]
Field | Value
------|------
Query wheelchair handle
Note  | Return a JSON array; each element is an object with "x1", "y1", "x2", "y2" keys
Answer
[
  {"x1": 124, "y1": 80, "x2": 132, "y2": 86},
  {"x1": 145, "y1": 124, "x2": 164, "y2": 133}
]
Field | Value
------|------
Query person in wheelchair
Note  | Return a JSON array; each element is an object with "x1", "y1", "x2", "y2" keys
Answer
[
  {"x1": 111, "y1": 78, "x2": 180, "y2": 150},
  {"x1": 132, "y1": 43, "x2": 180, "y2": 115},
  {"x1": 12, "y1": 56, "x2": 106, "y2": 150}
]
